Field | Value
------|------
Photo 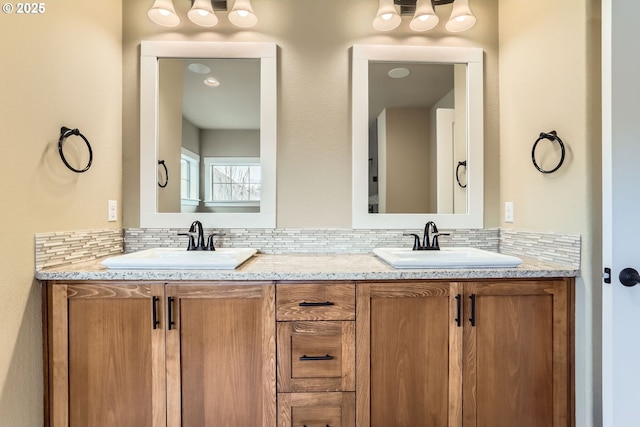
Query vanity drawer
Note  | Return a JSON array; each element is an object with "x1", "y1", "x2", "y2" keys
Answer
[
  {"x1": 277, "y1": 321, "x2": 355, "y2": 392},
  {"x1": 276, "y1": 282, "x2": 355, "y2": 321},
  {"x1": 278, "y1": 392, "x2": 355, "y2": 427}
]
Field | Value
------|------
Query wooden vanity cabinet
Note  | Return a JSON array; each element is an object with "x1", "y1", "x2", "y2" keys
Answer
[
  {"x1": 276, "y1": 282, "x2": 356, "y2": 427},
  {"x1": 356, "y1": 281, "x2": 463, "y2": 427},
  {"x1": 43, "y1": 281, "x2": 276, "y2": 427},
  {"x1": 356, "y1": 279, "x2": 574, "y2": 427},
  {"x1": 43, "y1": 282, "x2": 167, "y2": 427},
  {"x1": 461, "y1": 279, "x2": 573, "y2": 427},
  {"x1": 165, "y1": 283, "x2": 276, "y2": 427},
  {"x1": 43, "y1": 277, "x2": 573, "y2": 427}
]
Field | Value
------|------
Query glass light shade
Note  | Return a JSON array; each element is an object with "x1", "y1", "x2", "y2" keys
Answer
[
  {"x1": 410, "y1": 0, "x2": 439, "y2": 31},
  {"x1": 148, "y1": 0, "x2": 180, "y2": 27},
  {"x1": 372, "y1": 0, "x2": 401, "y2": 31},
  {"x1": 445, "y1": 0, "x2": 476, "y2": 32},
  {"x1": 188, "y1": 0, "x2": 218, "y2": 27},
  {"x1": 229, "y1": 0, "x2": 258, "y2": 28}
]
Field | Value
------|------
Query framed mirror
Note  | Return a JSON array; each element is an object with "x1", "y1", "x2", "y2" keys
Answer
[
  {"x1": 140, "y1": 41, "x2": 277, "y2": 228},
  {"x1": 352, "y1": 44, "x2": 483, "y2": 229}
]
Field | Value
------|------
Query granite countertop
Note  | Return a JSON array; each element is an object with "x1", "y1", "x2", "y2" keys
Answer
[{"x1": 35, "y1": 253, "x2": 579, "y2": 282}]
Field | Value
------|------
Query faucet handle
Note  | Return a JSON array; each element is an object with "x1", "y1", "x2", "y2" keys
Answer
[
  {"x1": 205, "y1": 232, "x2": 226, "y2": 251},
  {"x1": 431, "y1": 232, "x2": 450, "y2": 250},
  {"x1": 403, "y1": 233, "x2": 422, "y2": 251},
  {"x1": 177, "y1": 232, "x2": 197, "y2": 250}
]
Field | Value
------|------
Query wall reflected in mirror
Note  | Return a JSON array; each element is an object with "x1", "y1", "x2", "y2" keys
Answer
[
  {"x1": 368, "y1": 61, "x2": 468, "y2": 215},
  {"x1": 156, "y1": 57, "x2": 261, "y2": 214}
]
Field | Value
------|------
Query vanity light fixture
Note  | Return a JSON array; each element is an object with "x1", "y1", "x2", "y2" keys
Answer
[
  {"x1": 410, "y1": 0, "x2": 438, "y2": 32},
  {"x1": 373, "y1": 0, "x2": 476, "y2": 33},
  {"x1": 444, "y1": 0, "x2": 476, "y2": 32},
  {"x1": 149, "y1": 0, "x2": 255, "y2": 28},
  {"x1": 148, "y1": 0, "x2": 180, "y2": 27},
  {"x1": 188, "y1": 0, "x2": 218, "y2": 27},
  {"x1": 228, "y1": 0, "x2": 258, "y2": 28},
  {"x1": 373, "y1": 0, "x2": 402, "y2": 31}
]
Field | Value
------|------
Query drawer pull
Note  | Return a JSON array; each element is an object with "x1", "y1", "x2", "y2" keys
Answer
[
  {"x1": 299, "y1": 354, "x2": 334, "y2": 361},
  {"x1": 299, "y1": 301, "x2": 334, "y2": 307},
  {"x1": 303, "y1": 425, "x2": 330, "y2": 427}
]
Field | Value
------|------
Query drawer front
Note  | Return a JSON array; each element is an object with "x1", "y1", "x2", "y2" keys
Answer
[
  {"x1": 278, "y1": 392, "x2": 355, "y2": 427},
  {"x1": 277, "y1": 321, "x2": 355, "y2": 392},
  {"x1": 276, "y1": 283, "x2": 355, "y2": 321},
  {"x1": 292, "y1": 330, "x2": 343, "y2": 379}
]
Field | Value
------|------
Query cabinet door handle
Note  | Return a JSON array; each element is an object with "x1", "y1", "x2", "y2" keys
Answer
[
  {"x1": 455, "y1": 294, "x2": 461, "y2": 327},
  {"x1": 303, "y1": 425, "x2": 330, "y2": 427},
  {"x1": 167, "y1": 296, "x2": 175, "y2": 330},
  {"x1": 299, "y1": 354, "x2": 334, "y2": 361},
  {"x1": 299, "y1": 301, "x2": 334, "y2": 307},
  {"x1": 469, "y1": 294, "x2": 476, "y2": 326},
  {"x1": 152, "y1": 296, "x2": 160, "y2": 330}
]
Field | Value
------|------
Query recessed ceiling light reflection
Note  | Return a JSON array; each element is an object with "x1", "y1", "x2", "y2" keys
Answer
[
  {"x1": 388, "y1": 67, "x2": 410, "y2": 79},
  {"x1": 188, "y1": 63, "x2": 211, "y2": 74},
  {"x1": 204, "y1": 77, "x2": 220, "y2": 87}
]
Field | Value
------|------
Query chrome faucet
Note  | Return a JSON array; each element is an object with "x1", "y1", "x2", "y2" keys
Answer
[
  {"x1": 404, "y1": 221, "x2": 450, "y2": 251},
  {"x1": 178, "y1": 221, "x2": 223, "y2": 251}
]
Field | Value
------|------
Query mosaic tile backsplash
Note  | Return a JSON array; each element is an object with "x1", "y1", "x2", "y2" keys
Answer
[
  {"x1": 35, "y1": 229, "x2": 123, "y2": 270},
  {"x1": 35, "y1": 227, "x2": 581, "y2": 270},
  {"x1": 124, "y1": 227, "x2": 500, "y2": 255}
]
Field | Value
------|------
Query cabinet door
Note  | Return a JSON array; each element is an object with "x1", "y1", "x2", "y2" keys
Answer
[
  {"x1": 356, "y1": 282, "x2": 463, "y2": 427},
  {"x1": 45, "y1": 282, "x2": 166, "y2": 427},
  {"x1": 462, "y1": 279, "x2": 572, "y2": 427},
  {"x1": 165, "y1": 283, "x2": 276, "y2": 427}
]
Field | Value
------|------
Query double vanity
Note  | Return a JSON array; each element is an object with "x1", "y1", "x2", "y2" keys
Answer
[
  {"x1": 36, "y1": 37, "x2": 577, "y2": 426},
  {"x1": 38, "y1": 236, "x2": 577, "y2": 427}
]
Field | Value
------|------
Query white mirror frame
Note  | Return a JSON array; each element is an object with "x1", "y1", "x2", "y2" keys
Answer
[
  {"x1": 140, "y1": 41, "x2": 277, "y2": 228},
  {"x1": 352, "y1": 44, "x2": 484, "y2": 229}
]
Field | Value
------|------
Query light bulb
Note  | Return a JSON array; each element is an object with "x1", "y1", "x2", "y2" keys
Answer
[
  {"x1": 410, "y1": 0, "x2": 438, "y2": 32},
  {"x1": 229, "y1": 0, "x2": 257, "y2": 28},
  {"x1": 188, "y1": 0, "x2": 218, "y2": 27},
  {"x1": 373, "y1": 0, "x2": 400, "y2": 31},
  {"x1": 446, "y1": 0, "x2": 476, "y2": 32},
  {"x1": 148, "y1": 0, "x2": 180, "y2": 27}
]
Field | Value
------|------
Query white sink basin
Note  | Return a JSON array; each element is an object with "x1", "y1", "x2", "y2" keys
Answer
[
  {"x1": 373, "y1": 247, "x2": 523, "y2": 269},
  {"x1": 101, "y1": 248, "x2": 257, "y2": 270}
]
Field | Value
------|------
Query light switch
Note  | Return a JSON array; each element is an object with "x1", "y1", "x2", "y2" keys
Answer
[
  {"x1": 505, "y1": 202, "x2": 514, "y2": 223},
  {"x1": 108, "y1": 200, "x2": 117, "y2": 222}
]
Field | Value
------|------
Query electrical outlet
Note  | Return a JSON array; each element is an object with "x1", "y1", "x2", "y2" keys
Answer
[
  {"x1": 108, "y1": 200, "x2": 117, "y2": 222},
  {"x1": 505, "y1": 201, "x2": 514, "y2": 223}
]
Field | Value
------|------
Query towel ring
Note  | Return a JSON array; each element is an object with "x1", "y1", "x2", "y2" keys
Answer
[
  {"x1": 456, "y1": 160, "x2": 467, "y2": 188},
  {"x1": 158, "y1": 160, "x2": 168, "y2": 188},
  {"x1": 58, "y1": 127, "x2": 93, "y2": 173},
  {"x1": 532, "y1": 130, "x2": 565, "y2": 174}
]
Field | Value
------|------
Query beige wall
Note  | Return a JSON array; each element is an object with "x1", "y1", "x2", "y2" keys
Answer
[
  {"x1": 122, "y1": 0, "x2": 500, "y2": 228},
  {"x1": 499, "y1": 1, "x2": 601, "y2": 425},
  {"x1": 200, "y1": 129, "x2": 260, "y2": 157},
  {"x1": 0, "y1": 2, "x2": 122, "y2": 425},
  {"x1": 158, "y1": 59, "x2": 183, "y2": 212},
  {"x1": 383, "y1": 107, "x2": 433, "y2": 213}
]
